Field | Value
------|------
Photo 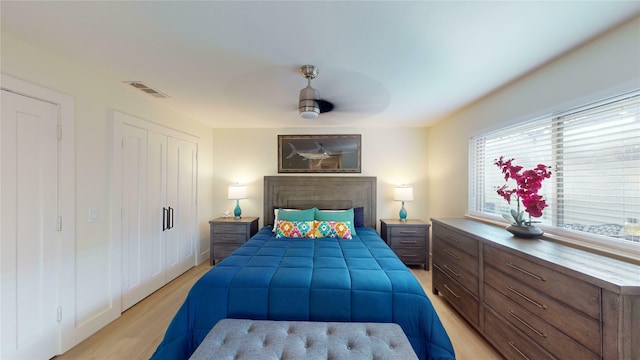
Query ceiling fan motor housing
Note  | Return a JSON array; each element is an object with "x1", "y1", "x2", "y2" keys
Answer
[
  {"x1": 299, "y1": 85, "x2": 320, "y2": 119},
  {"x1": 299, "y1": 65, "x2": 320, "y2": 119}
]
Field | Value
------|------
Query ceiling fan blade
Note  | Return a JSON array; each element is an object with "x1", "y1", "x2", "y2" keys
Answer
[{"x1": 317, "y1": 99, "x2": 334, "y2": 113}]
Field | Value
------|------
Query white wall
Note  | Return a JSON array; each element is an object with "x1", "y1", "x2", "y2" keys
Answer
[
  {"x1": 1, "y1": 30, "x2": 215, "y2": 348},
  {"x1": 427, "y1": 16, "x2": 640, "y2": 219},
  {"x1": 211, "y1": 127, "x2": 430, "y2": 230}
]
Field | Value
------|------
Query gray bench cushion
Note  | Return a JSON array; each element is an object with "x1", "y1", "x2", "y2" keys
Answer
[{"x1": 189, "y1": 319, "x2": 419, "y2": 360}]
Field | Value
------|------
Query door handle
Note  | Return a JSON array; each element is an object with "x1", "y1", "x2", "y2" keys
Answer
[
  {"x1": 163, "y1": 207, "x2": 168, "y2": 231},
  {"x1": 169, "y1": 206, "x2": 174, "y2": 229}
]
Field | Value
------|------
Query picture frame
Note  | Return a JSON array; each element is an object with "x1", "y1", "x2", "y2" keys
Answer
[{"x1": 278, "y1": 134, "x2": 361, "y2": 173}]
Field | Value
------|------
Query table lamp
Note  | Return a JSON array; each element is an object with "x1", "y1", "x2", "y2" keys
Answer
[
  {"x1": 227, "y1": 184, "x2": 247, "y2": 219},
  {"x1": 394, "y1": 186, "x2": 413, "y2": 222}
]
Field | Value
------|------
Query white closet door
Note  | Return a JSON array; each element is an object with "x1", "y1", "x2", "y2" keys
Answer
[
  {"x1": 165, "y1": 137, "x2": 197, "y2": 280},
  {"x1": 146, "y1": 130, "x2": 168, "y2": 288},
  {"x1": 121, "y1": 125, "x2": 167, "y2": 310},
  {"x1": 115, "y1": 111, "x2": 197, "y2": 311},
  {"x1": 1, "y1": 90, "x2": 60, "y2": 359}
]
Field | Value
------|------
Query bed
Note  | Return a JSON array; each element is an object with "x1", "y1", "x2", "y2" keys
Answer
[{"x1": 150, "y1": 176, "x2": 455, "y2": 360}]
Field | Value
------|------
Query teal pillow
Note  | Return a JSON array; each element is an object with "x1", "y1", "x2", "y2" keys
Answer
[
  {"x1": 315, "y1": 208, "x2": 357, "y2": 235},
  {"x1": 278, "y1": 207, "x2": 316, "y2": 222}
]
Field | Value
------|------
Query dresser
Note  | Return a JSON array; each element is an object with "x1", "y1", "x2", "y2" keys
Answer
[
  {"x1": 380, "y1": 219, "x2": 430, "y2": 270},
  {"x1": 209, "y1": 217, "x2": 259, "y2": 265},
  {"x1": 431, "y1": 218, "x2": 640, "y2": 360},
  {"x1": 431, "y1": 221, "x2": 480, "y2": 326}
]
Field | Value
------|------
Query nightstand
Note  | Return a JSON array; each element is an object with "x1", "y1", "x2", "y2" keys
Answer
[
  {"x1": 380, "y1": 219, "x2": 430, "y2": 270},
  {"x1": 209, "y1": 217, "x2": 259, "y2": 265}
]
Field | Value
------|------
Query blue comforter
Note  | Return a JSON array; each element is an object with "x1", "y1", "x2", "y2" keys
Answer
[{"x1": 150, "y1": 227, "x2": 455, "y2": 360}]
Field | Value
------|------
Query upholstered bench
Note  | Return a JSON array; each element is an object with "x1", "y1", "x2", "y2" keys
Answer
[{"x1": 189, "y1": 319, "x2": 419, "y2": 360}]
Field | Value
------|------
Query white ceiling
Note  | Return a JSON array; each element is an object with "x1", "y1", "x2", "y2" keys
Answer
[{"x1": 2, "y1": 1, "x2": 639, "y2": 128}]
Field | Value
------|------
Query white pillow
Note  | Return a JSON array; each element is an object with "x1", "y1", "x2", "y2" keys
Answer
[
  {"x1": 272, "y1": 208, "x2": 295, "y2": 232},
  {"x1": 273, "y1": 208, "x2": 280, "y2": 232}
]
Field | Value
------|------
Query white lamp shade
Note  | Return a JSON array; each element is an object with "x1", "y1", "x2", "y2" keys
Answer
[
  {"x1": 227, "y1": 184, "x2": 247, "y2": 200},
  {"x1": 394, "y1": 186, "x2": 414, "y2": 201}
]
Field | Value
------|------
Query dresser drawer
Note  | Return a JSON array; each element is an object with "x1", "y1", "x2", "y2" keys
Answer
[
  {"x1": 433, "y1": 238, "x2": 479, "y2": 282},
  {"x1": 433, "y1": 242, "x2": 478, "y2": 296},
  {"x1": 390, "y1": 226, "x2": 427, "y2": 237},
  {"x1": 212, "y1": 245, "x2": 240, "y2": 259},
  {"x1": 433, "y1": 264, "x2": 479, "y2": 326},
  {"x1": 432, "y1": 225, "x2": 478, "y2": 257},
  {"x1": 485, "y1": 285, "x2": 599, "y2": 360},
  {"x1": 484, "y1": 244, "x2": 600, "y2": 319},
  {"x1": 213, "y1": 224, "x2": 248, "y2": 234},
  {"x1": 485, "y1": 265, "x2": 601, "y2": 354},
  {"x1": 213, "y1": 233, "x2": 246, "y2": 244},
  {"x1": 484, "y1": 306, "x2": 556, "y2": 360},
  {"x1": 393, "y1": 247, "x2": 425, "y2": 265},
  {"x1": 389, "y1": 236, "x2": 426, "y2": 248}
]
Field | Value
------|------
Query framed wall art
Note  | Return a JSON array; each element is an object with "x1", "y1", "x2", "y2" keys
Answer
[{"x1": 278, "y1": 134, "x2": 361, "y2": 173}]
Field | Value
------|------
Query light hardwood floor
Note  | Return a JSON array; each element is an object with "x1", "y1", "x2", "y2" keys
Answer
[{"x1": 54, "y1": 263, "x2": 503, "y2": 360}]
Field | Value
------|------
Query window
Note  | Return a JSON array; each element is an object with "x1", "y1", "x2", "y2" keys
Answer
[{"x1": 469, "y1": 91, "x2": 640, "y2": 250}]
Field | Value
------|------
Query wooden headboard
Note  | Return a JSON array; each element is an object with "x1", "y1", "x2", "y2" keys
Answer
[{"x1": 263, "y1": 176, "x2": 377, "y2": 228}]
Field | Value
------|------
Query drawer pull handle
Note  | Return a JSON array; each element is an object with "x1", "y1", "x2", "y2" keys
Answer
[
  {"x1": 506, "y1": 262, "x2": 546, "y2": 282},
  {"x1": 508, "y1": 310, "x2": 547, "y2": 338},
  {"x1": 444, "y1": 248, "x2": 461, "y2": 260},
  {"x1": 443, "y1": 265, "x2": 461, "y2": 277},
  {"x1": 446, "y1": 235, "x2": 461, "y2": 243},
  {"x1": 399, "y1": 230, "x2": 418, "y2": 234},
  {"x1": 443, "y1": 284, "x2": 461, "y2": 299},
  {"x1": 508, "y1": 286, "x2": 547, "y2": 309},
  {"x1": 508, "y1": 341, "x2": 531, "y2": 360},
  {"x1": 400, "y1": 240, "x2": 418, "y2": 244}
]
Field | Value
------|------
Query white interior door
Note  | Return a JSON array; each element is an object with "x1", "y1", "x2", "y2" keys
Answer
[
  {"x1": 1, "y1": 90, "x2": 60, "y2": 359},
  {"x1": 146, "y1": 130, "x2": 168, "y2": 293},
  {"x1": 121, "y1": 125, "x2": 168, "y2": 311},
  {"x1": 114, "y1": 111, "x2": 197, "y2": 311},
  {"x1": 165, "y1": 137, "x2": 197, "y2": 280}
]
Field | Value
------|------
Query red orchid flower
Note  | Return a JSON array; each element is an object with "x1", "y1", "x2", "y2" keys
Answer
[{"x1": 494, "y1": 156, "x2": 552, "y2": 225}]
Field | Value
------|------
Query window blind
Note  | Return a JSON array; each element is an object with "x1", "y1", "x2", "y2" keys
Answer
[{"x1": 469, "y1": 90, "x2": 640, "y2": 245}]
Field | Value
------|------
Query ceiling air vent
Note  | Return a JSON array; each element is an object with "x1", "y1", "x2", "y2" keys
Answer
[{"x1": 124, "y1": 81, "x2": 170, "y2": 98}]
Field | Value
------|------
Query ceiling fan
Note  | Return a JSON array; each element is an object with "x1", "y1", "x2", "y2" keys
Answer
[{"x1": 298, "y1": 65, "x2": 334, "y2": 119}]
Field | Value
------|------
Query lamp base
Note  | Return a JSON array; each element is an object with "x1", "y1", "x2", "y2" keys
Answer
[
  {"x1": 399, "y1": 202, "x2": 407, "y2": 222},
  {"x1": 234, "y1": 200, "x2": 242, "y2": 219}
]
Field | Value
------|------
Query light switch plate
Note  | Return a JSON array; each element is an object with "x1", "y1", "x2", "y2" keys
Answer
[{"x1": 88, "y1": 208, "x2": 100, "y2": 223}]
